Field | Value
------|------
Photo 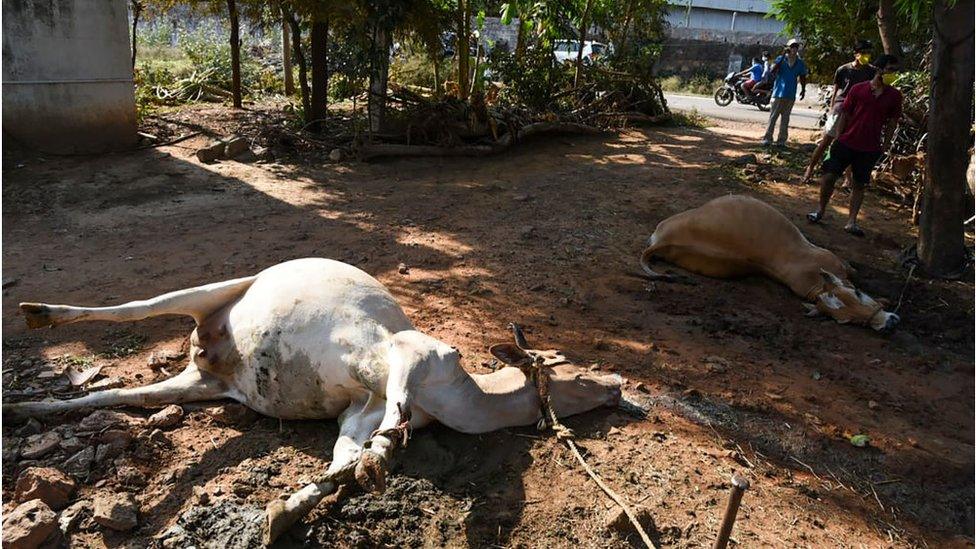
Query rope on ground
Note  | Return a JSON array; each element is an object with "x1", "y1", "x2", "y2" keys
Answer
[
  {"x1": 894, "y1": 263, "x2": 917, "y2": 313},
  {"x1": 507, "y1": 322, "x2": 657, "y2": 548},
  {"x1": 542, "y1": 401, "x2": 659, "y2": 549}
]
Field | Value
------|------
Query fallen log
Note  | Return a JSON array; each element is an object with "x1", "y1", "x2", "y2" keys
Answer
[{"x1": 357, "y1": 121, "x2": 602, "y2": 160}]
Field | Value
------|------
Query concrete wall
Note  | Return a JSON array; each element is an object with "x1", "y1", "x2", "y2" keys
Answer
[
  {"x1": 3, "y1": 0, "x2": 137, "y2": 153},
  {"x1": 658, "y1": 0, "x2": 788, "y2": 77}
]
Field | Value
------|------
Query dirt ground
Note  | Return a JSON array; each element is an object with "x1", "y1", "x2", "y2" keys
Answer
[{"x1": 2, "y1": 104, "x2": 973, "y2": 548}]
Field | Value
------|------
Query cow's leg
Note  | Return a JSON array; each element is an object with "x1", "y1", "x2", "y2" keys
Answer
[
  {"x1": 20, "y1": 275, "x2": 256, "y2": 328},
  {"x1": 265, "y1": 393, "x2": 386, "y2": 543},
  {"x1": 354, "y1": 355, "x2": 433, "y2": 493},
  {"x1": 3, "y1": 364, "x2": 232, "y2": 418}
]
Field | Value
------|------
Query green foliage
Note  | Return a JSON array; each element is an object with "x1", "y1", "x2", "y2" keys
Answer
[
  {"x1": 665, "y1": 108, "x2": 708, "y2": 128},
  {"x1": 390, "y1": 48, "x2": 452, "y2": 89},
  {"x1": 659, "y1": 74, "x2": 722, "y2": 96},
  {"x1": 487, "y1": 47, "x2": 572, "y2": 110},
  {"x1": 849, "y1": 434, "x2": 870, "y2": 447},
  {"x1": 770, "y1": 0, "x2": 933, "y2": 80}
]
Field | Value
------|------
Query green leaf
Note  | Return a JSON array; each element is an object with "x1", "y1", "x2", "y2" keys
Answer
[
  {"x1": 849, "y1": 434, "x2": 870, "y2": 447},
  {"x1": 476, "y1": 9, "x2": 486, "y2": 30},
  {"x1": 500, "y1": 3, "x2": 514, "y2": 25}
]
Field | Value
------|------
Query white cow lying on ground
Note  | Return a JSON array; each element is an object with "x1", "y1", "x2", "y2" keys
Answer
[
  {"x1": 11, "y1": 258, "x2": 622, "y2": 542},
  {"x1": 639, "y1": 195, "x2": 900, "y2": 331}
]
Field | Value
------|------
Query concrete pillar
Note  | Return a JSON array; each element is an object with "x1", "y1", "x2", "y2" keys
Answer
[{"x1": 2, "y1": 0, "x2": 137, "y2": 153}]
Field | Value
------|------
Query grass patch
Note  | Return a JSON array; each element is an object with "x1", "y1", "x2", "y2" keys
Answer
[
  {"x1": 100, "y1": 330, "x2": 148, "y2": 359},
  {"x1": 660, "y1": 74, "x2": 723, "y2": 96},
  {"x1": 669, "y1": 108, "x2": 710, "y2": 128}
]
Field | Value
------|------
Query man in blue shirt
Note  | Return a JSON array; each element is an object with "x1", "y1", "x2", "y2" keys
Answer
[
  {"x1": 762, "y1": 39, "x2": 808, "y2": 147},
  {"x1": 734, "y1": 56, "x2": 764, "y2": 96}
]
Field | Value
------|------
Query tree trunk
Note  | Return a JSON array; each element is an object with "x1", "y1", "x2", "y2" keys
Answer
[
  {"x1": 456, "y1": 0, "x2": 470, "y2": 99},
  {"x1": 433, "y1": 55, "x2": 441, "y2": 98},
  {"x1": 131, "y1": 0, "x2": 141, "y2": 69},
  {"x1": 369, "y1": 25, "x2": 391, "y2": 133},
  {"x1": 619, "y1": 0, "x2": 635, "y2": 54},
  {"x1": 285, "y1": 11, "x2": 311, "y2": 120},
  {"x1": 574, "y1": 0, "x2": 593, "y2": 86},
  {"x1": 282, "y1": 14, "x2": 294, "y2": 95},
  {"x1": 918, "y1": 0, "x2": 974, "y2": 277},
  {"x1": 227, "y1": 0, "x2": 243, "y2": 108},
  {"x1": 309, "y1": 19, "x2": 329, "y2": 132},
  {"x1": 876, "y1": 0, "x2": 903, "y2": 57},
  {"x1": 514, "y1": 18, "x2": 526, "y2": 60}
]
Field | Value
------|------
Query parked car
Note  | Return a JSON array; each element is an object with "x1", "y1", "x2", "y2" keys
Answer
[{"x1": 553, "y1": 40, "x2": 610, "y2": 65}]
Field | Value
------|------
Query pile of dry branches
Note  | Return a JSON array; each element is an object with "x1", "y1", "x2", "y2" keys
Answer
[{"x1": 355, "y1": 66, "x2": 672, "y2": 160}]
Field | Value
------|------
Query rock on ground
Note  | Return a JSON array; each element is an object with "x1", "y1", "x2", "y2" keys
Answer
[
  {"x1": 159, "y1": 501, "x2": 265, "y2": 549},
  {"x1": 730, "y1": 153, "x2": 759, "y2": 166},
  {"x1": 63, "y1": 446, "x2": 95, "y2": 478},
  {"x1": 21, "y1": 432, "x2": 60, "y2": 459},
  {"x1": 147, "y1": 405, "x2": 184, "y2": 429},
  {"x1": 93, "y1": 492, "x2": 139, "y2": 531},
  {"x1": 2, "y1": 499, "x2": 57, "y2": 549},
  {"x1": 223, "y1": 136, "x2": 250, "y2": 158},
  {"x1": 14, "y1": 467, "x2": 76, "y2": 510},
  {"x1": 77, "y1": 410, "x2": 142, "y2": 433},
  {"x1": 58, "y1": 499, "x2": 92, "y2": 535}
]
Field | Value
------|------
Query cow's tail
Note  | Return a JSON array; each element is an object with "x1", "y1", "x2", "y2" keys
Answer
[
  {"x1": 638, "y1": 244, "x2": 694, "y2": 284},
  {"x1": 20, "y1": 275, "x2": 258, "y2": 329}
]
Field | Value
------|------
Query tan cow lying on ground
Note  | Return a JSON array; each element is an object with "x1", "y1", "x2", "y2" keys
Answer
[
  {"x1": 10, "y1": 258, "x2": 622, "y2": 542},
  {"x1": 639, "y1": 195, "x2": 899, "y2": 331}
]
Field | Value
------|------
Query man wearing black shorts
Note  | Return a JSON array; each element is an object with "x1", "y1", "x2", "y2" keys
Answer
[{"x1": 807, "y1": 54, "x2": 902, "y2": 236}]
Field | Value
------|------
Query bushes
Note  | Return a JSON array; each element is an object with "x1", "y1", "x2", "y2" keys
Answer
[
  {"x1": 659, "y1": 74, "x2": 722, "y2": 96},
  {"x1": 487, "y1": 47, "x2": 573, "y2": 111},
  {"x1": 390, "y1": 49, "x2": 451, "y2": 90},
  {"x1": 134, "y1": 17, "x2": 281, "y2": 118}
]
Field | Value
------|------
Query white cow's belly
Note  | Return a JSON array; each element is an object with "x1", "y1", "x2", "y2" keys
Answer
[{"x1": 203, "y1": 258, "x2": 414, "y2": 419}]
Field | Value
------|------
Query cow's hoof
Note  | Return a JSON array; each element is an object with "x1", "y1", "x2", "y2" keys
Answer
[
  {"x1": 265, "y1": 499, "x2": 293, "y2": 545},
  {"x1": 355, "y1": 450, "x2": 387, "y2": 493}
]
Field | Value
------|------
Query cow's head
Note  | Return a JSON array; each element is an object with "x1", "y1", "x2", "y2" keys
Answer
[
  {"x1": 804, "y1": 269, "x2": 899, "y2": 331},
  {"x1": 489, "y1": 324, "x2": 622, "y2": 417}
]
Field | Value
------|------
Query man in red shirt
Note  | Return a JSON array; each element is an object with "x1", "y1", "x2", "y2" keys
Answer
[{"x1": 807, "y1": 54, "x2": 903, "y2": 236}]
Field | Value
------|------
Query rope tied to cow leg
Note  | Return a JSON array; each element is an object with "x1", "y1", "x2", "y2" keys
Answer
[{"x1": 512, "y1": 324, "x2": 659, "y2": 549}]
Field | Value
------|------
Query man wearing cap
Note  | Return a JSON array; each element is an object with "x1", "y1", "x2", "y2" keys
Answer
[
  {"x1": 802, "y1": 40, "x2": 877, "y2": 182},
  {"x1": 807, "y1": 54, "x2": 903, "y2": 237},
  {"x1": 761, "y1": 38, "x2": 808, "y2": 147}
]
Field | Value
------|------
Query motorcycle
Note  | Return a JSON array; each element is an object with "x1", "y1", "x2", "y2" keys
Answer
[{"x1": 713, "y1": 72, "x2": 771, "y2": 111}]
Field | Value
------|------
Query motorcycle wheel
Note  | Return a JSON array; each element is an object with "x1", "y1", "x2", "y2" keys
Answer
[
  {"x1": 757, "y1": 102, "x2": 770, "y2": 112},
  {"x1": 714, "y1": 87, "x2": 734, "y2": 107}
]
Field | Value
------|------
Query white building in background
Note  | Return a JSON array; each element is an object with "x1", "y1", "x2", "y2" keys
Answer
[
  {"x1": 666, "y1": 0, "x2": 786, "y2": 41},
  {"x1": 657, "y1": 0, "x2": 789, "y2": 77}
]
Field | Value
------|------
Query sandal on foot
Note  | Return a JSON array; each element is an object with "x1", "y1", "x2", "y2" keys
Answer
[
  {"x1": 844, "y1": 224, "x2": 865, "y2": 237},
  {"x1": 806, "y1": 212, "x2": 823, "y2": 224}
]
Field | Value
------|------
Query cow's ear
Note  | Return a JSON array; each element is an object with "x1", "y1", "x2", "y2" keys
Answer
[
  {"x1": 490, "y1": 343, "x2": 531, "y2": 365},
  {"x1": 803, "y1": 303, "x2": 821, "y2": 317}
]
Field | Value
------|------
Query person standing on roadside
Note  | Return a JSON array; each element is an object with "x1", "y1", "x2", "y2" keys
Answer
[
  {"x1": 802, "y1": 40, "x2": 877, "y2": 182},
  {"x1": 807, "y1": 54, "x2": 903, "y2": 237},
  {"x1": 761, "y1": 39, "x2": 808, "y2": 147}
]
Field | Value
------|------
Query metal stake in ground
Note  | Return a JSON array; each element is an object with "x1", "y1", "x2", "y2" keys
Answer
[{"x1": 713, "y1": 474, "x2": 750, "y2": 549}]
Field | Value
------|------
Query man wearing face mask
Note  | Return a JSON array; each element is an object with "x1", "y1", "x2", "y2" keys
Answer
[
  {"x1": 807, "y1": 54, "x2": 903, "y2": 237},
  {"x1": 761, "y1": 39, "x2": 808, "y2": 147},
  {"x1": 802, "y1": 40, "x2": 877, "y2": 183}
]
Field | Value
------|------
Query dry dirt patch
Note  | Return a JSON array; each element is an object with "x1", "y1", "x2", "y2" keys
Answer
[{"x1": 2, "y1": 108, "x2": 972, "y2": 548}]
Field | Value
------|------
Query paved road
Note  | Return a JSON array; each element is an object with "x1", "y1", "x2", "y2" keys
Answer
[{"x1": 664, "y1": 93, "x2": 821, "y2": 130}]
